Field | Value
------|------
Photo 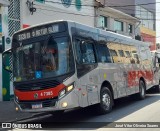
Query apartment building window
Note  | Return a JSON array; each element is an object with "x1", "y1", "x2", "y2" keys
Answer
[
  {"x1": 36, "y1": 0, "x2": 45, "y2": 3},
  {"x1": 114, "y1": 20, "x2": 123, "y2": 31},
  {"x1": 128, "y1": 24, "x2": 133, "y2": 33},
  {"x1": 98, "y1": 16, "x2": 108, "y2": 28}
]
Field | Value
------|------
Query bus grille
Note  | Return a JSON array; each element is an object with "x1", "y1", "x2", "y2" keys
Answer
[
  {"x1": 18, "y1": 98, "x2": 58, "y2": 109},
  {"x1": 14, "y1": 80, "x2": 60, "y2": 91}
]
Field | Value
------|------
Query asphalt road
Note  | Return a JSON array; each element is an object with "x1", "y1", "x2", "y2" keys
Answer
[{"x1": 9, "y1": 90, "x2": 160, "y2": 131}]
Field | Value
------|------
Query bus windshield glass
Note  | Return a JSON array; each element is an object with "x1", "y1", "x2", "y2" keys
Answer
[{"x1": 13, "y1": 36, "x2": 74, "y2": 82}]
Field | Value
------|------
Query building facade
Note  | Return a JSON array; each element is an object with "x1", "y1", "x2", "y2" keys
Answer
[
  {"x1": 10, "y1": 0, "x2": 138, "y2": 38},
  {"x1": 96, "y1": 7, "x2": 139, "y2": 38},
  {"x1": 19, "y1": 0, "x2": 96, "y2": 30},
  {"x1": 106, "y1": 0, "x2": 156, "y2": 50}
]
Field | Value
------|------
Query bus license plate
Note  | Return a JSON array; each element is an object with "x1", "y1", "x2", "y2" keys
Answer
[{"x1": 32, "y1": 103, "x2": 42, "y2": 109}]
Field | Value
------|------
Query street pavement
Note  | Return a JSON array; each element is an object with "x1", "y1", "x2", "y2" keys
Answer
[
  {"x1": 8, "y1": 91, "x2": 160, "y2": 131},
  {"x1": 0, "y1": 100, "x2": 36, "y2": 122}
]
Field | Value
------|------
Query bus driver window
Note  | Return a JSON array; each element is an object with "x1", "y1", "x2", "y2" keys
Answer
[
  {"x1": 80, "y1": 40, "x2": 96, "y2": 64},
  {"x1": 42, "y1": 39, "x2": 57, "y2": 72}
]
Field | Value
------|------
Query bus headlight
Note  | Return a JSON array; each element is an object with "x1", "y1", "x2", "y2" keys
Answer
[
  {"x1": 66, "y1": 85, "x2": 74, "y2": 92},
  {"x1": 59, "y1": 85, "x2": 74, "y2": 99},
  {"x1": 59, "y1": 89, "x2": 66, "y2": 98}
]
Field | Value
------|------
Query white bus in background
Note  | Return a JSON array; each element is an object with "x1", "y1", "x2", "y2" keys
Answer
[
  {"x1": 151, "y1": 50, "x2": 160, "y2": 92},
  {"x1": 3, "y1": 20, "x2": 160, "y2": 115}
]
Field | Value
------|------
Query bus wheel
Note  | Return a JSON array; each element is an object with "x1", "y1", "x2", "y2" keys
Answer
[
  {"x1": 95, "y1": 87, "x2": 113, "y2": 115},
  {"x1": 137, "y1": 80, "x2": 146, "y2": 100},
  {"x1": 155, "y1": 85, "x2": 160, "y2": 93}
]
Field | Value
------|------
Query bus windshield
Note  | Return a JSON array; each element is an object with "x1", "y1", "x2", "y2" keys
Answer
[{"x1": 13, "y1": 36, "x2": 74, "y2": 82}]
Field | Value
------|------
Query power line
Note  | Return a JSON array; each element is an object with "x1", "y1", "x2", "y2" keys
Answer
[
  {"x1": 44, "y1": 0, "x2": 158, "y2": 13},
  {"x1": 112, "y1": 7, "x2": 156, "y2": 13},
  {"x1": 99, "y1": 9, "x2": 159, "y2": 21},
  {"x1": 108, "y1": 2, "x2": 159, "y2": 7},
  {"x1": 35, "y1": 7, "x2": 160, "y2": 38},
  {"x1": 29, "y1": 7, "x2": 160, "y2": 39},
  {"x1": 36, "y1": 7, "x2": 95, "y2": 17},
  {"x1": 40, "y1": 1, "x2": 160, "y2": 18},
  {"x1": 35, "y1": 4, "x2": 157, "y2": 21},
  {"x1": 44, "y1": 0, "x2": 94, "y2": 7},
  {"x1": 38, "y1": 1, "x2": 160, "y2": 17},
  {"x1": 42, "y1": 0, "x2": 160, "y2": 8},
  {"x1": 35, "y1": 4, "x2": 160, "y2": 21},
  {"x1": 105, "y1": 0, "x2": 156, "y2": 10}
]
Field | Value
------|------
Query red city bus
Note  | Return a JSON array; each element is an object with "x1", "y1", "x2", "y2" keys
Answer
[{"x1": 3, "y1": 20, "x2": 160, "y2": 115}]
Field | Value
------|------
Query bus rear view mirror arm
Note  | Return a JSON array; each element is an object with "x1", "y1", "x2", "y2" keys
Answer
[{"x1": 2, "y1": 49, "x2": 12, "y2": 73}]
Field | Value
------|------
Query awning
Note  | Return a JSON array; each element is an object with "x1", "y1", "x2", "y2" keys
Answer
[{"x1": 0, "y1": 0, "x2": 10, "y2": 6}]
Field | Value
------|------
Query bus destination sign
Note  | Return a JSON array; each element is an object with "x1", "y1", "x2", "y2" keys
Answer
[{"x1": 17, "y1": 24, "x2": 63, "y2": 41}]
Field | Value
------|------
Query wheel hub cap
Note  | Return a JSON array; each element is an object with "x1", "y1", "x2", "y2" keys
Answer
[{"x1": 102, "y1": 93, "x2": 110, "y2": 109}]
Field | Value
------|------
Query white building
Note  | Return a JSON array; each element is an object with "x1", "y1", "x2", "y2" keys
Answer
[
  {"x1": 96, "y1": 7, "x2": 139, "y2": 38},
  {"x1": 9, "y1": 0, "x2": 139, "y2": 37},
  {"x1": 19, "y1": 0, "x2": 96, "y2": 30}
]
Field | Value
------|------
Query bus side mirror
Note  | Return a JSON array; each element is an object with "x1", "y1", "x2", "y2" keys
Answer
[{"x1": 2, "y1": 50, "x2": 12, "y2": 73}]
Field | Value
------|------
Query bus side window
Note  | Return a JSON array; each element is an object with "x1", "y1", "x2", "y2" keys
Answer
[
  {"x1": 120, "y1": 44, "x2": 132, "y2": 64},
  {"x1": 110, "y1": 49, "x2": 118, "y2": 56},
  {"x1": 125, "y1": 51, "x2": 131, "y2": 58},
  {"x1": 75, "y1": 39, "x2": 96, "y2": 64},
  {"x1": 97, "y1": 44, "x2": 112, "y2": 63},
  {"x1": 118, "y1": 49, "x2": 125, "y2": 63},
  {"x1": 130, "y1": 46, "x2": 140, "y2": 64},
  {"x1": 118, "y1": 50, "x2": 125, "y2": 57},
  {"x1": 108, "y1": 42, "x2": 122, "y2": 63}
]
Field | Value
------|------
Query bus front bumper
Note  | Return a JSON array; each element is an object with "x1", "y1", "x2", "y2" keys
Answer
[{"x1": 14, "y1": 90, "x2": 79, "y2": 112}]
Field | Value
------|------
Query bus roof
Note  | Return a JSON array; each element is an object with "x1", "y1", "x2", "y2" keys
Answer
[
  {"x1": 71, "y1": 21, "x2": 150, "y2": 47},
  {"x1": 14, "y1": 20, "x2": 149, "y2": 47},
  {"x1": 14, "y1": 20, "x2": 66, "y2": 34}
]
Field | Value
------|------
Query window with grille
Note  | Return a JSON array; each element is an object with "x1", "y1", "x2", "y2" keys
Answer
[{"x1": 8, "y1": 0, "x2": 21, "y2": 37}]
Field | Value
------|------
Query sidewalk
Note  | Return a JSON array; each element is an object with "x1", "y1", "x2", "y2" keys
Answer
[{"x1": 0, "y1": 100, "x2": 37, "y2": 122}]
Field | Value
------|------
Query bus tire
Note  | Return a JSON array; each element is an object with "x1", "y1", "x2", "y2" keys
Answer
[
  {"x1": 137, "y1": 80, "x2": 146, "y2": 100},
  {"x1": 155, "y1": 85, "x2": 160, "y2": 93},
  {"x1": 95, "y1": 87, "x2": 113, "y2": 115}
]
